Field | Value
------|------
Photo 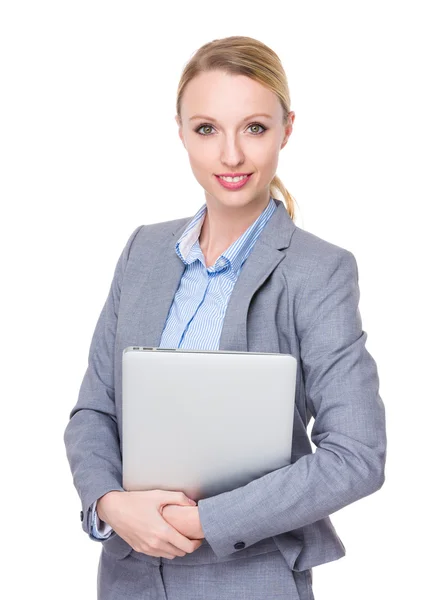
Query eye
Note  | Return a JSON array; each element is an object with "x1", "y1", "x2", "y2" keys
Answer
[
  {"x1": 196, "y1": 124, "x2": 215, "y2": 136},
  {"x1": 195, "y1": 122, "x2": 268, "y2": 136},
  {"x1": 248, "y1": 123, "x2": 267, "y2": 135}
]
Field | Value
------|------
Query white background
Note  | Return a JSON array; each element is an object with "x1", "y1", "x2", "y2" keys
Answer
[{"x1": 1, "y1": 1, "x2": 422, "y2": 598}]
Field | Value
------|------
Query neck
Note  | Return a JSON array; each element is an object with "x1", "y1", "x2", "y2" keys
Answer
[{"x1": 199, "y1": 191, "x2": 271, "y2": 258}]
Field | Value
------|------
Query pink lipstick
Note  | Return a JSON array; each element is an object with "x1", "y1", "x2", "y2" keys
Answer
[{"x1": 214, "y1": 173, "x2": 253, "y2": 190}]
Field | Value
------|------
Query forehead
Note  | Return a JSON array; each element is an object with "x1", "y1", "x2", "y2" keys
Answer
[{"x1": 180, "y1": 70, "x2": 281, "y2": 122}]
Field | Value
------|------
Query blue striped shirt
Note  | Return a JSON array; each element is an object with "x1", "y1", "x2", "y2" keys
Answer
[{"x1": 91, "y1": 195, "x2": 277, "y2": 538}]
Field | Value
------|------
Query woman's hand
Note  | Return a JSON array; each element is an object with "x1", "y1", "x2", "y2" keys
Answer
[
  {"x1": 161, "y1": 504, "x2": 205, "y2": 540},
  {"x1": 96, "y1": 490, "x2": 203, "y2": 558}
]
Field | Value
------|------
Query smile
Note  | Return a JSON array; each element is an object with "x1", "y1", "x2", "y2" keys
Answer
[{"x1": 214, "y1": 173, "x2": 253, "y2": 190}]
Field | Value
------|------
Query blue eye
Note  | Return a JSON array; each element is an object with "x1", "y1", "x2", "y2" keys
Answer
[{"x1": 195, "y1": 123, "x2": 267, "y2": 136}]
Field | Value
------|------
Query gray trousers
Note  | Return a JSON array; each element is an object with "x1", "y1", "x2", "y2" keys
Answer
[{"x1": 97, "y1": 548, "x2": 314, "y2": 600}]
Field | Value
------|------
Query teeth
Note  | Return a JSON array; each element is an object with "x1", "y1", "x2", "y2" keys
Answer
[{"x1": 219, "y1": 175, "x2": 248, "y2": 182}]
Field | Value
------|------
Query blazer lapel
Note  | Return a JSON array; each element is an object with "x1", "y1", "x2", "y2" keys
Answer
[
  {"x1": 219, "y1": 199, "x2": 296, "y2": 351},
  {"x1": 133, "y1": 245, "x2": 186, "y2": 348},
  {"x1": 134, "y1": 199, "x2": 296, "y2": 351}
]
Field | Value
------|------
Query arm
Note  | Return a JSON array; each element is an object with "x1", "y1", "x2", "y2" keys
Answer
[
  {"x1": 90, "y1": 499, "x2": 113, "y2": 539},
  {"x1": 63, "y1": 225, "x2": 143, "y2": 541},
  {"x1": 197, "y1": 250, "x2": 387, "y2": 558}
]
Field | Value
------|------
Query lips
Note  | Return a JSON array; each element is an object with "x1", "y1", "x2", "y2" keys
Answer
[
  {"x1": 215, "y1": 173, "x2": 253, "y2": 177},
  {"x1": 214, "y1": 173, "x2": 253, "y2": 190}
]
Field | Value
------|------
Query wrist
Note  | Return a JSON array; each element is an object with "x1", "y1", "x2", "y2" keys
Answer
[{"x1": 97, "y1": 490, "x2": 122, "y2": 522}]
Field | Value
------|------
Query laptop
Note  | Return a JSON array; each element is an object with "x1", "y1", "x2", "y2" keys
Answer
[{"x1": 122, "y1": 346, "x2": 297, "y2": 501}]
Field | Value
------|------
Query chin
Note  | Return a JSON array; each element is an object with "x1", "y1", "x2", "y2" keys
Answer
[{"x1": 206, "y1": 192, "x2": 252, "y2": 206}]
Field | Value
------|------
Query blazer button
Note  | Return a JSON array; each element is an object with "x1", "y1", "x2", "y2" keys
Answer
[
  {"x1": 80, "y1": 510, "x2": 83, "y2": 522},
  {"x1": 234, "y1": 541, "x2": 245, "y2": 550}
]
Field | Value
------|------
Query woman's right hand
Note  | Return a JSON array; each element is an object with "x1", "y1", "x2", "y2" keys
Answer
[{"x1": 96, "y1": 489, "x2": 203, "y2": 559}]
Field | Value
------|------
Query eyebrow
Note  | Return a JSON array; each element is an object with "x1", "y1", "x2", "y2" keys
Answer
[{"x1": 189, "y1": 113, "x2": 273, "y2": 122}]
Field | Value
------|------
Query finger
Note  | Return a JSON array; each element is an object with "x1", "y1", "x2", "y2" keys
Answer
[
  {"x1": 160, "y1": 540, "x2": 188, "y2": 557},
  {"x1": 159, "y1": 537, "x2": 202, "y2": 557},
  {"x1": 146, "y1": 537, "x2": 202, "y2": 558},
  {"x1": 142, "y1": 548, "x2": 180, "y2": 559},
  {"x1": 168, "y1": 528, "x2": 202, "y2": 554},
  {"x1": 145, "y1": 539, "x2": 187, "y2": 558},
  {"x1": 163, "y1": 491, "x2": 196, "y2": 506},
  {"x1": 187, "y1": 540, "x2": 202, "y2": 553}
]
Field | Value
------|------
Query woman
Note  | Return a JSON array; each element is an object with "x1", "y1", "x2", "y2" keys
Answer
[{"x1": 64, "y1": 36, "x2": 386, "y2": 600}]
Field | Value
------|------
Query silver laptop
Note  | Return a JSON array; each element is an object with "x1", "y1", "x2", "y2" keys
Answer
[{"x1": 122, "y1": 347, "x2": 297, "y2": 501}]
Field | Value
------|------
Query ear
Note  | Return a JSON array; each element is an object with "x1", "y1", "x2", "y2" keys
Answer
[
  {"x1": 280, "y1": 111, "x2": 295, "y2": 150},
  {"x1": 175, "y1": 115, "x2": 186, "y2": 148}
]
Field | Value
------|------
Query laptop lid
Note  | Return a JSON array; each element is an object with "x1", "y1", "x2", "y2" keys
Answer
[{"x1": 122, "y1": 347, "x2": 297, "y2": 501}]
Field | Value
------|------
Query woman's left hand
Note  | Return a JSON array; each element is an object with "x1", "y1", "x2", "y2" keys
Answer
[{"x1": 161, "y1": 504, "x2": 205, "y2": 540}]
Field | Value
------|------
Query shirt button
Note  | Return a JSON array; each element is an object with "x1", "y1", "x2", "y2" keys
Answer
[
  {"x1": 234, "y1": 541, "x2": 245, "y2": 550},
  {"x1": 80, "y1": 510, "x2": 83, "y2": 522}
]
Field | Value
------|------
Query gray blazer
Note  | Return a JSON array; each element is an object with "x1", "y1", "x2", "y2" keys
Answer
[{"x1": 64, "y1": 199, "x2": 386, "y2": 573}]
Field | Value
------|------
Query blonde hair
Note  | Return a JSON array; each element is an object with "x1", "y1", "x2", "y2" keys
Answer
[{"x1": 176, "y1": 35, "x2": 297, "y2": 221}]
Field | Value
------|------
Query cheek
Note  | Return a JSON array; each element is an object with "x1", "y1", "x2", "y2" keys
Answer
[
  {"x1": 249, "y1": 150, "x2": 278, "y2": 176},
  {"x1": 187, "y1": 146, "x2": 214, "y2": 173},
  {"x1": 186, "y1": 137, "x2": 279, "y2": 174},
  {"x1": 266, "y1": 152, "x2": 280, "y2": 173},
  {"x1": 256, "y1": 142, "x2": 280, "y2": 171}
]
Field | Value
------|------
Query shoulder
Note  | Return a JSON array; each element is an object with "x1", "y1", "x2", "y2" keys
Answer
[
  {"x1": 284, "y1": 224, "x2": 358, "y2": 284},
  {"x1": 286, "y1": 227, "x2": 360, "y2": 332},
  {"x1": 280, "y1": 226, "x2": 359, "y2": 326},
  {"x1": 129, "y1": 215, "x2": 191, "y2": 248},
  {"x1": 120, "y1": 215, "x2": 192, "y2": 266},
  {"x1": 288, "y1": 224, "x2": 355, "y2": 268}
]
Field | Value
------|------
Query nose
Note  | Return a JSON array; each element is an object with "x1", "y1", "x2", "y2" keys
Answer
[{"x1": 219, "y1": 135, "x2": 245, "y2": 167}]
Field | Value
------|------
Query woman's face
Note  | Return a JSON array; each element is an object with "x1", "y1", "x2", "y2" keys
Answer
[{"x1": 177, "y1": 70, "x2": 294, "y2": 210}]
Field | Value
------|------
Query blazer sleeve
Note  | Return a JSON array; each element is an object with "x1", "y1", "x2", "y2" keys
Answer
[
  {"x1": 63, "y1": 224, "x2": 143, "y2": 540},
  {"x1": 197, "y1": 249, "x2": 387, "y2": 558},
  {"x1": 91, "y1": 500, "x2": 113, "y2": 539}
]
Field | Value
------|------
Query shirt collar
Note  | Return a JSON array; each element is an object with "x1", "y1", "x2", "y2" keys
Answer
[{"x1": 175, "y1": 196, "x2": 277, "y2": 274}]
